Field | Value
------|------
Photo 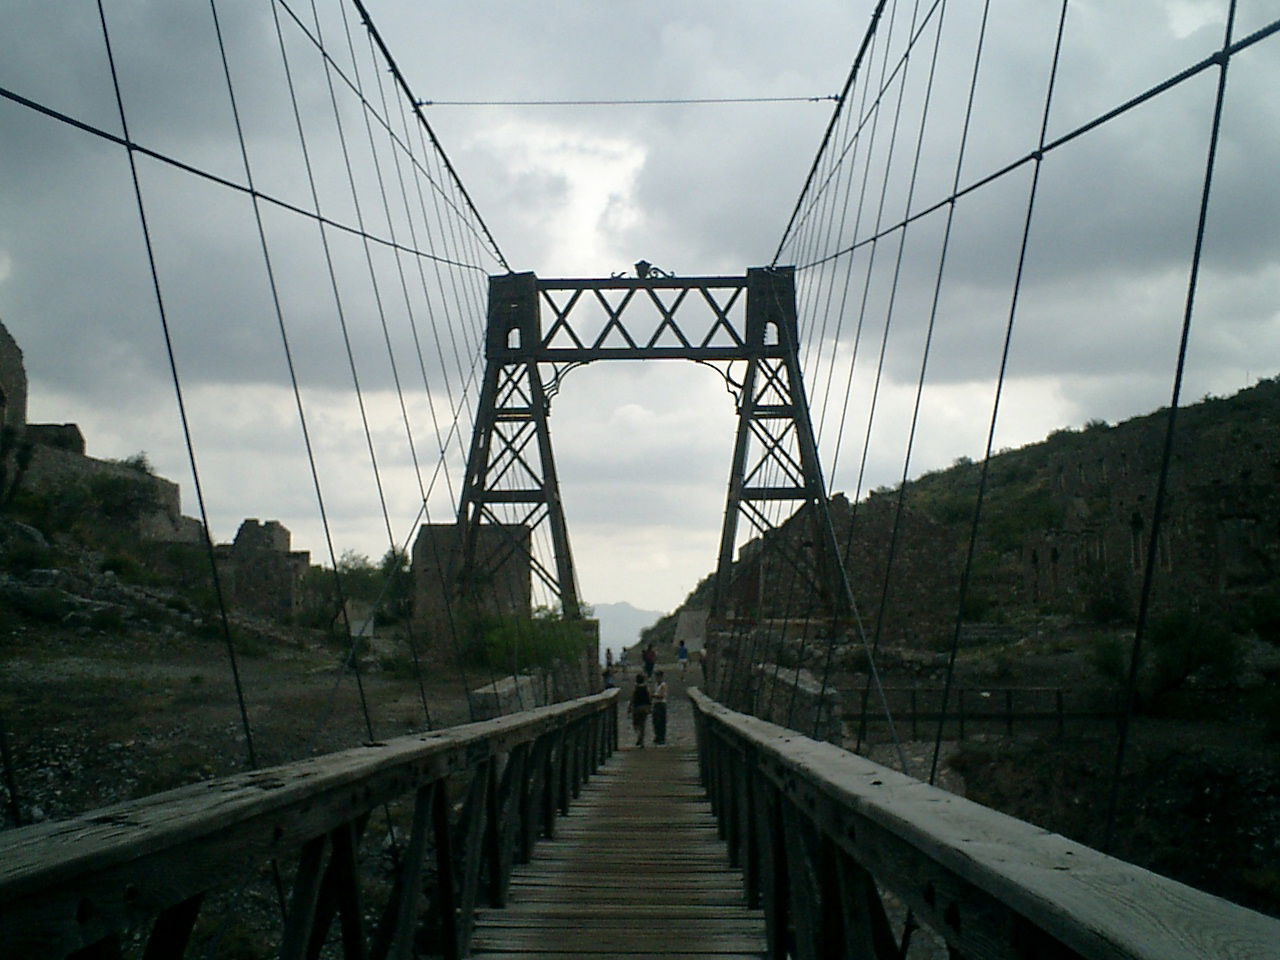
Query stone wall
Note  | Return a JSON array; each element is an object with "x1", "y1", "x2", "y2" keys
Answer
[
  {"x1": 674, "y1": 609, "x2": 708, "y2": 652},
  {"x1": 0, "y1": 320, "x2": 27, "y2": 433},
  {"x1": 24, "y1": 423, "x2": 84, "y2": 454},
  {"x1": 470, "y1": 673, "x2": 553, "y2": 720},
  {"x1": 468, "y1": 645, "x2": 600, "y2": 720},
  {"x1": 22, "y1": 444, "x2": 202, "y2": 544}
]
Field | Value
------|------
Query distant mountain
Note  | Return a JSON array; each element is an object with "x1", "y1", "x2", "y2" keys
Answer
[{"x1": 590, "y1": 601, "x2": 665, "y2": 655}]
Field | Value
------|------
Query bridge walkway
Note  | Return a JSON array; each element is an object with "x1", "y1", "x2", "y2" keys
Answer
[{"x1": 471, "y1": 664, "x2": 766, "y2": 959}]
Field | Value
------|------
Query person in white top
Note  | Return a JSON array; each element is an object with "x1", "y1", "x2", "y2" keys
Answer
[{"x1": 651, "y1": 671, "x2": 669, "y2": 745}]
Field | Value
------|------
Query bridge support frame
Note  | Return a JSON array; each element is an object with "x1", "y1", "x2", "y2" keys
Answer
[{"x1": 456, "y1": 266, "x2": 846, "y2": 627}]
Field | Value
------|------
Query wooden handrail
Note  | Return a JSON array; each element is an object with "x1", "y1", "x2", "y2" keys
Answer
[
  {"x1": 690, "y1": 687, "x2": 1278, "y2": 960},
  {"x1": 0, "y1": 689, "x2": 619, "y2": 959}
]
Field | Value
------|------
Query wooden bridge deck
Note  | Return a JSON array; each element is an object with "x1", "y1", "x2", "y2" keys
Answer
[{"x1": 471, "y1": 672, "x2": 766, "y2": 959}]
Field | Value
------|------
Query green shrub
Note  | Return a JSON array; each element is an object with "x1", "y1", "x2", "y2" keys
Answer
[
  {"x1": 469, "y1": 608, "x2": 592, "y2": 672},
  {"x1": 113, "y1": 451, "x2": 155, "y2": 475},
  {"x1": 1095, "y1": 610, "x2": 1244, "y2": 708},
  {"x1": 1147, "y1": 609, "x2": 1241, "y2": 694},
  {"x1": 0, "y1": 538, "x2": 53, "y2": 574},
  {"x1": 1090, "y1": 633, "x2": 1128, "y2": 683},
  {"x1": 378, "y1": 652, "x2": 422, "y2": 679},
  {"x1": 1083, "y1": 571, "x2": 1133, "y2": 625},
  {"x1": 89, "y1": 606, "x2": 125, "y2": 631},
  {"x1": 2, "y1": 586, "x2": 71, "y2": 623},
  {"x1": 88, "y1": 473, "x2": 159, "y2": 522},
  {"x1": 100, "y1": 553, "x2": 140, "y2": 580}
]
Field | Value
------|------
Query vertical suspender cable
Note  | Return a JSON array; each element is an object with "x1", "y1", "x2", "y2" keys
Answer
[
  {"x1": 929, "y1": 0, "x2": 1069, "y2": 785},
  {"x1": 1102, "y1": 0, "x2": 1237, "y2": 853},
  {"x1": 95, "y1": 0, "x2": 258, "y2": 771}
]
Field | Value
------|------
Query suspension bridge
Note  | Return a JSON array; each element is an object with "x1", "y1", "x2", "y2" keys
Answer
[{"x1": 1, "y1": 1, "x2": 1279, "y2": 957}]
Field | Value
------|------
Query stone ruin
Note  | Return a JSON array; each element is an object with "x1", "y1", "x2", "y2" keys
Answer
[
  {"x1": 0, "y1": 316, "x2": 202, "y2": 544},
  {"x1": 213, "y1": 519, "x2": 311, "y2": 623},
  {"x1": 2, "y1": 317, "x2": 312, "y2": 625}
]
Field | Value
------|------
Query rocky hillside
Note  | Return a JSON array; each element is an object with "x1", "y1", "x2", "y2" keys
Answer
[{"x1": 694, "y1": 376, "x2": 1280, "y2": 652}]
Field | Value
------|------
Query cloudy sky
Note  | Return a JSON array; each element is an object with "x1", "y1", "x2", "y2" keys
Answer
[{"x1": 0, "y1": 1, "x2": 1277, "y2": 614}]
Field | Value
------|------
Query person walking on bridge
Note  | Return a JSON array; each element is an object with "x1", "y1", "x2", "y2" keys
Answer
[
  {"x1": 651, "y1": 670, "x2": 669, "y2": 745},
  {"x1": 627, "y1": 674, "x2": 652, "y2": 747},
  {"x1": 676, "y1": 640, "x2": 689, "y2": 675}
]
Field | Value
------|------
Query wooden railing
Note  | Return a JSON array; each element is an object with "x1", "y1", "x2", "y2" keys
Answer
[
  {"x1": 690, "y1": 688, "x2": 1279, "y2": 960},
  {"x1": 0, "y1": 689, "x2": 618, "y2": 959}
]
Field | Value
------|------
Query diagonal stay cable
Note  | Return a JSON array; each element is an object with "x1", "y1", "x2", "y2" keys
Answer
[
  {"x1": 348, "y1": 0, "x2": 509, "y2": 270},
  {"x1": 779, "y1": 0, "x2": 945, "y2": 262},
  {"x1": 265, "y1": 0, "x2": 378, "y2": 744},
  {"x1": 773, "y1": 0, "x2": 890, "y2": 265},
  {"x1": 274, "y1": 0, "x2": 506, "y2": 270},
  {"x1": 0, "y1": 84, "x2": 488, "y2": 274},
  {"x1": 798, "y1": 14, "x2": 1280, "y2": 272}
]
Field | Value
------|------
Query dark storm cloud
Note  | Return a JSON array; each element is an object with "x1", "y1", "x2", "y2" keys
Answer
[
  {"x1": 787, "y1": 0, "x2": 1279, "y2": 436},
  {"x1": 1, "y1": 0, "x2": 490, "y2": 405},
  {"x1": 2, "y1": 0, "x2": 1276, "y2": 608}
]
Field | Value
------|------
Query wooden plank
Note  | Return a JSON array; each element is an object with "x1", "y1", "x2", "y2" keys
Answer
[{"x1": 469, "y1": 684, "x2": 767, "y2": 958}]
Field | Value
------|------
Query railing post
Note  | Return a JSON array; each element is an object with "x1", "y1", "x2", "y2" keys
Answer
[
  {"x1": 542, "y1": 731, "x2": 560, "y2": 838},
  {"x1": 586, "y1": 711, "x2": 600, "y2": 774},
  {"x1": 518, "y1": 735, "x2": 550, "y2": 862},
  {"x1": 557, "y1": 728, "x2": 572, "y2": 816},
  {"x1": 759, "y1": 781, "x2": 789, "y2": 960},
  {"x1": 431, "y1": 781, "x2": 462, "y2": 960},
  {"x1": 739, "y1": 747, "x2": 761, "y2": 910},
  {"x1": 280, "y1": 834, "x2": 329, "y2": 960},
  {"x1": 569, "y1": 723, "x2": 583, "y2": 800},
  {"x1": 141, "y1": 895, "x2": 203, "y2": 960},
  {"x1": 832, "y1": 845, "x2": 896, "y2": 958},
  {"x1": 716, "y1": 738, "x2": 732, "y2": 842},
  {"x1": 725, "y1": 744, "x2": 741, "y2": 869},
  {"x1": 373, "y1": 783, "x2": 433, "y2": 960},
  {"x1": 454, "y1": 762, "x2": 491, "y2": 957},
  {"x1": 705, "y1": 727, "x2": 721, "y2": 819}
]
